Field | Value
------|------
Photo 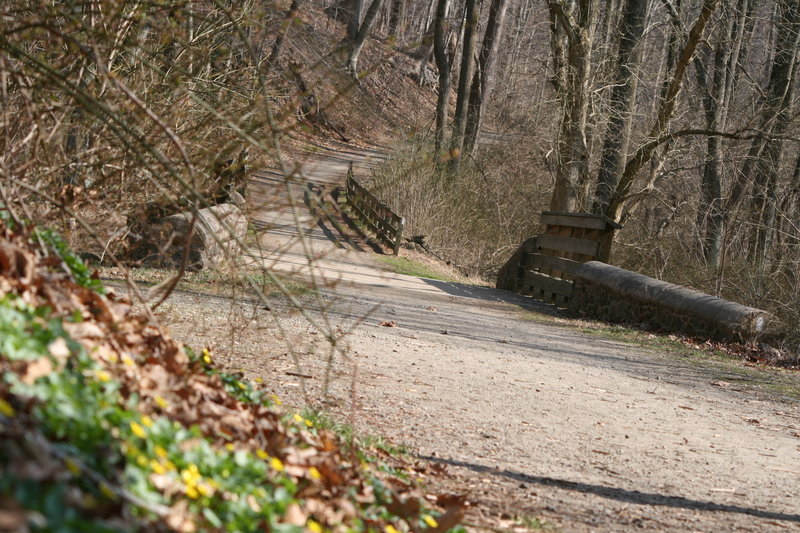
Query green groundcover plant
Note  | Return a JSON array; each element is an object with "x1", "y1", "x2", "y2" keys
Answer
[{"x1": 0, "y1": 218, "x2": 464, "y2": 532}]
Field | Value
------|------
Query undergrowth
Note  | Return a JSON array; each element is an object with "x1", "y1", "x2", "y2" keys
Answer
[
  {"x1": 367, "y1": 139, "x2": 548, "y2": 279},
  {"x1": 375, "y1": 256, "x2": 462, "y2": 283},
  {"x1": 0, "y1": 221, "x2": 464, "y2": 532}
]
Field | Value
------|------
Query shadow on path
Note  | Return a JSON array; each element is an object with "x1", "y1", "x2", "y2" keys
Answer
[
  {"x1": 422, "y1": 278, "x2": 557, "y2": 315},
  {"x1": 421, "y1": 455, "x2": 800, "y2": 525}
]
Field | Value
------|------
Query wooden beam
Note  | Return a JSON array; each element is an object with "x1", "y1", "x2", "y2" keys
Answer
[
  {"x1": 536, "y1": 234, "x2": 600, "y2": 257},
  {"x1": 541, "y1": 211, "x2": 622, "y2": 230}
]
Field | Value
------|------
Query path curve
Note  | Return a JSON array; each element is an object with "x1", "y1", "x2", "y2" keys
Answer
[{"x1": 170, "y1": 143, "x2": 800, "y2": 532}]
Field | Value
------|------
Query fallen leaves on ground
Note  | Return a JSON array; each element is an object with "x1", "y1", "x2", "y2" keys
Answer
[{"x1": 0, "y1": 218, "x2": 465, "y2": 532}]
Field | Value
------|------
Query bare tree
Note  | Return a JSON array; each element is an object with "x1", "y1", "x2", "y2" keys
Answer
[
  {"x1": 433, "y1": 0, "x2": 452, "y2": 155},
  {"x1": 462, "y1": 0, "x2": 510, "y2": 157},
  {"x1": 345, "y1": 0, "x2": 386, "y2": 75},
  {"x1": 591, "y1": 0, "x2": 648, "y2": 214},
  {"x1": 547, "y1": 0, "x2": 597, "y2": 211},
  {"x1": 746, "y1": 0, "x2": 800, "y2": 269},
  {"x1": 449, "y1": 0, "x2": 480, "y2": 167},
  {"x1": 604, "y1": 0, "x2": 721, "y2": 221}
]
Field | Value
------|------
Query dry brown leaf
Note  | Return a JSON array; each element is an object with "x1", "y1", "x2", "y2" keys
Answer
[
  {"x1": 63, "y1": 321, "x2": 105, "y2": 340},
  {"x1": 0, "y1": 494, "x2": 26, "y2": 531},
  {"x1": 283, "y1": 503, "x2": 307, "y2": 526},
  {"x1": 21, "y1": 357, "x2": 53, "y2": 385},
  {"x1": 166, "y1": 501, "x2": 197, "y2": 533},
  {"x1": 387, "y1": 495, "x2": 420, "y2": 518},
  {"x1": 47, "y1": 337, "x2": 70, "y2": 361}
]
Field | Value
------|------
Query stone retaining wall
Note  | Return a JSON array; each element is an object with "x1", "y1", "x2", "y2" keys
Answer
[{"x1": 569, "y1": 261, "x2": 777, "y2": 342}]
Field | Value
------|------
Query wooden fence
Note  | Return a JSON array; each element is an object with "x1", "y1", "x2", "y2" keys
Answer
[
  {"x1": 496, "y1": 212, "x2": 621, "y2": 306},
  {"x1": 344, "y1": 163, "x2": 404, "y2": 255}
]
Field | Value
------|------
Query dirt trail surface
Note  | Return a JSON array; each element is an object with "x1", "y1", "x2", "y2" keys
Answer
[{"x1": 157, "y1": 144, "x2": 800, "y2": 532}]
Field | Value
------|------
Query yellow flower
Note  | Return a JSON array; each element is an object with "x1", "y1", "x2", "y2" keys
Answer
[
  {"x1": 150, "y1": 459, "x2": 166, "y2": 475},
  {"x1": 99, "y1": 482, "x2": 116, "y2": 500},
  {"x1": 237, "y1": 381, "x2": 246, "y2": 390},
  {"x1": 255, "y1": 377, "x2": 263, "y2": 384},
  {"x1": 164, "y1": 460, "x2": 177, "y2": 471},
  {"x1": 422, "y1": 515, "x2": 438, "y2": 528},
  {"x1": 154, "y1": 445, "x2": 168, "y2": 459},
  {"x1": 95, "y1": 370, "x2": 112, "y2": 383},
  {"x1": 271, "y1": 394, "x2": 282, "y2": 406},
  {"x1": 225, "y1": 443, "x2": 235, "y2": 451},
  {"x1": 136, "y1": 455, "x2": 148, "y2": 468},
  {"x1": 270, "y1": 457, "x2": 284, "y2": 472},
  {"x1": 154, "y1": 396, "x2": 169, "y2": 409},
  {"x1": 256, "y1": 449, "x2": 269, "y2": 460},
  {"x1": 197, "y1": 482, "x2": 213, "y2": 496},
  {"x1": 308, "y1": 466, "x2": 322, "y2": 480},
  {"x1": 304, "y1": 418, "x2": 314, "y2": 428},
  {"x1": 384, "y1": 526, "x2": 400, "y2": 533},
  {"x1": 202, "y1": 348, "x2": 212, "y2": 365},
  {"x1": 141, "y1": 415, "x2": 153, "y2": 428},
  {"x1": 307, "y1": 520, "x2": 323, "y2": 533},
  {"x1": 185, "y1": 485, "x2": 199, "y2": 499},
  {"x1": 0, "y1": 398, "x2": 15, "y2": 418},
  {"x1": 293, "y1": 413, "x2": 304, "y2": 423},
  {"x1": 64, "y1": 458, "x2": 81, "y2": 475},
  {"x1": 122, "y1": 354, "x2": 135, "y2": 367},
  {"x1": 130, "y1": 421, "x2": 146, "y2": 439}
]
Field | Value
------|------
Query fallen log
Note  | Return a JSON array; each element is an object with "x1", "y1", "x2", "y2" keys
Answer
[{"x1": 569, "y1": 261, "x2": 779, "y2": 342}]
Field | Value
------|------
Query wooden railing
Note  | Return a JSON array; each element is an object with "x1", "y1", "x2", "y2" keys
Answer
[
  {"x1": 496, "y1": 212, "x2": 621, "y2": 306},
  {"x1": 344, "y1": 163, "x2": 404, "y2": 255}
]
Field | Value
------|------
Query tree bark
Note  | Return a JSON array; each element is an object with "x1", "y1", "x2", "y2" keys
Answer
[
  {"x1": 345, "y1": 0, "x2": 385, "y2": 75},
  {"x1": 388, "y1": 0, "x2": 403, "y2": 40},
  {"x1": 433, "y1": 0, "x2": 452, "y2": 155},
  {"x1": 591, "y1": 0, "x2": 647, "y2": 214},
  {"x1": 349, "y1": 0, "x2": 363, "y2": 40},
  {"x1": 604, "y1": 0, "x2": 720, "y2": 221},
  {"x1": 462, "y1": 0, "x2": 509, "y2": 157},
  {"x1": 265, "y1": 0, "x2": 303, "y2": 71},
  {"x1": 449, "y1": 0, "x2": 479, "y2": 167},
  {"x1": 548, "y1": 0, "x2": 596, "y2": 212},
  {"x1": 748, "y1": 0, "x2": 800, "y2": 269}
]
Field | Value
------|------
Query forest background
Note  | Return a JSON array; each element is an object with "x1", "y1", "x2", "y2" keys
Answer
[{"x1": 2, "y1": 0, "x2": 799, "y2": 342}]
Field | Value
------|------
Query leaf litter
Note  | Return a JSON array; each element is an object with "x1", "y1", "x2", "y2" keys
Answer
[{"x1": 0, "y1": 218, "x2": 465, "y2": 532}]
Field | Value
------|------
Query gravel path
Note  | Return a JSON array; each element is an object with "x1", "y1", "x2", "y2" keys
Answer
[{"x1": 154, "y1": 144, "x2": 800, "y2": 532}]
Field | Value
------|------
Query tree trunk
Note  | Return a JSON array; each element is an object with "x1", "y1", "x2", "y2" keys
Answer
[
  {"x1": 388, "y1": 0, "x2": 403, "y2": 40},
  {"x1": 591, "y1": 0, "x2": 647, "y2": 214},
  {"x1": 548, "y1": 0, "x2": 596, "y2": 212},
  {"x1": 345, "y1": 0, "x2": 385, "y2": 75},
  {"x1": 462, "y1": 0, "x2": 509, "y2": 157},
  {"x1": 449, "y1": 0, "x2": 479, "y2": 168},
  {"x1": 265, "y1": 0, "x2": 302, "y2": 71},
  {"x1": 604, "y1": 0, "x2": 720, "y2": 221},
  {"x1": 694, "y1": 1, "x2": 740, "y2": 269},
  {"x1": 433, "y1": 0, "x2": 452, "y2": 156},
  {"x1": 349, "y1": 0, "x2": 363, "y2": 40},
  {"x1": 747, "y1": 0, "x2": 800, "y2": 270}
]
